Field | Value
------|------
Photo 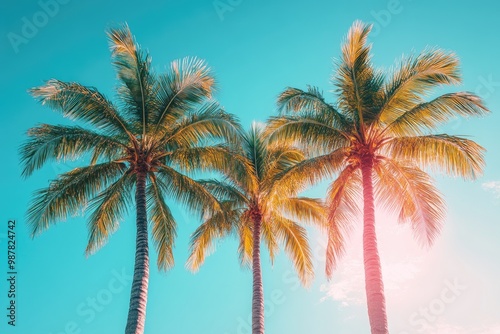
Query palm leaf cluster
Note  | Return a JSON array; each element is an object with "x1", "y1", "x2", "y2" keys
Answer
[{"x1": 188, "y1": 124, "x2": 327, "y2": 285}]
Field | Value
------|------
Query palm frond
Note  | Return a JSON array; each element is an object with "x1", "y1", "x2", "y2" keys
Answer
[
  {"x1": 325, "y1": 166, "x2": 360, "y2": 278},
  {"x1": 277, "y1": 86, "x2": 350, "y2": 129},
  {"x1": 270, "y1": 148, "x2": 347, "y2": 197},
  {"x1": 146, "y1": 177, "x2": 177, "y2": 271},
  {"x1": 261, "y1": 219, "x2": 279, "y2": 264},
  {"x1": 167, "y1": 144, "x2": 256, "y2": 193},
  {"x1": 153, "y1": 57, "x2": 214, "y2": 131},
  {"x1": 278, "y1": 197, "x2": 327, "y2": 228},
  {"x1": 29, "y1": 80, "x2": 133, "y2": 136},
  {"x1": 237, "y1": 212, "x2": 253, "y2": 268},
  {"x1": 197, "y1": 179, "x2": 248, "y2": 207},
  {"x1": 156, "y1": 164, "x2": 222, "y2": 219},
  {"x1": 333, "y1": 21, "x2": 383, "y2": 125},
  {"x1": 384, "y1": 134, "x2": 486, "y2": 179},
  {"x1": 385, "y1": 92, "x2": 488, "y2": 136},
  {"x1": 161, "y1": 100, "x2": 242, "y2": 148},
  {"x1": 263, "y1": 144, "x2": 305, "y2": 183},
  {"x1": 243, "y1": 124, "x2": 266, "y2": 182},
  {"x1": 378, "y1": 49, "x2": 461, "y2": 124},
  {"x1": 27, "y1": 162, "x2": 127, "y2": 237},
  {"x1": 273, "y1": 214, "x2": 314, "y2": 286},
  {"x1": 20, "y1": 124, "x2": 125, "y2": 177},
  {"x1": 373, "y1": 158, "x2": 445, "y2": 245},
  {"x1": 265, "y1": 114, "x2": 349, "y2": 155},
  {"x1": 85, "y1": 171, "x2": 134, "y2": 255},
  {"x1": 186, "y1": 206, "x2": 235, "y2": 271},
  {"x1": 107, "y1": 24, "x2": 155, "y2": 132}
]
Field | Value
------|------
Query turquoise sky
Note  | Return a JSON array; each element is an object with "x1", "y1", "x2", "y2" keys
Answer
[{"x1": 1, "y1": 1, "x2": 500, "y2": 333}]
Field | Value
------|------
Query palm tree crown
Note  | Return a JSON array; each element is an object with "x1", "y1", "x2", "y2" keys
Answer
[
  {"x1": 266, "y1": 21, "x2": 488, "y2": 333},
  {"x1": 21, "y1": 24, "x2": 241, "y2": 334},
  {"x1": 187, "y1": 124, "x2": 330, "y2": 334}
]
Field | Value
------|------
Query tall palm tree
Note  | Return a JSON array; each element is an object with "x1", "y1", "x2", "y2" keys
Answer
[
  {"x1": 21, "y1": 25, "x2": 241, "y2": 334},
  {"x1": 186, "y1": 124, "x2": 332, "y2": 334},
  {"x1": 266, "y1": 21, "x2": 489, "y2": 333}
]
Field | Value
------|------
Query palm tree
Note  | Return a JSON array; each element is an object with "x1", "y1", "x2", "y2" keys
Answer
[
  {"x1": 21, "y1": 25, "x2": 242, "y2": 334},
  {"x1": 266, "y1": 21, "x2": 488, "y2": 333},
  {"x1": 186, "y1": 124, "x2": 331, "y2": 334}
]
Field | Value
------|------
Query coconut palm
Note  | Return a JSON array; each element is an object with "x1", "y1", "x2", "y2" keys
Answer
[
  {"x1": 186, "y1": 124, "x2": 332, "y2": 334},
  {"x1": 20, "y1": 25, "x2": 242, "y2": 334},
  {"x1": 266, "y1": 21, "x2": 488, "y2": 333}
]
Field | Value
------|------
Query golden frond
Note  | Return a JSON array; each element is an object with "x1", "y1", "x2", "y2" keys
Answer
[
  {"x1": 261, "y1": 219, "x2": 279, "y2": 263},
  {"x1": 278, "y1": 197, "x2": 327, "y2": 229},
  {"x1": 385, "y1": 92, "x2": 489, "y2": 136},
  {"x1": 384, "y1": 134, "x2": 486, "y2": 180},
  {"x1": 378, "y1": 49, "x2": 461, "y2": 125},
  {"x1": 237, "y1": 212, "x2": 254, "y2": 268},
  {"x1": 373, "y1": 158, "x2": 445, "y2": 246},
  {"x1": 186, "y1": 202, "x2": 236, "y2": 272},
  {"x1": 269, "y1": 148, "x2": 347, "y2": 198},
  {"x1": 272, "y1": 214, "x2": 314, "y2": 286},
  {"x1": 325, "y1": 166, "x2": 361, "y2": 278},
  {"x1": 265, "y1": 114, "x2": 349, "y2": 155}
]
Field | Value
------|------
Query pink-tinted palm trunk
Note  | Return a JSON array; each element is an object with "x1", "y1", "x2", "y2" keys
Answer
[
  {"x1": 361, "y1": 156, "x2": 388, "y2": 334},
  {"x1": 125, "y1": 171, "x2": 150, "y2": 334},
  {"x1": 251, "y1": 209, "x2": 265, "y2": 334}
]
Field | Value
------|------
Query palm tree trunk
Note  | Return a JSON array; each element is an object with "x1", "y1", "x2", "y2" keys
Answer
[
  {"x1": 361, "y1": 156, "x2": 388, "y2": 334},
  {"x1": 125, "y1": 171, "x2": 150, "y2": 334},
  {"x1": 251, "y1": 209, "x2": 265, "y2": 334}
]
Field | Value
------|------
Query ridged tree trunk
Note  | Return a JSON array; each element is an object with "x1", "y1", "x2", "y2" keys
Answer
[
  {"x1": 361, "y1": 156, "x2": 388, "y2": 334},
  {"x1": 125, "y1": 171, "x2": 150, "y2": 334},
  {"x1": 251, "y1": 208, "x2": 265, "y2": 334}
]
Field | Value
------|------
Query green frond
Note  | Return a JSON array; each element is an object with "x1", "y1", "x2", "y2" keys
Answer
[
  {"x1": 20, "y1": 124, "x2": 126, "y2": 177},
  {"x1": 243, "y1": 124, "x2": 267, "y2": 182},
  {"x1": 146, "y1": 177, "x2": 177, "y2": 271},
  {"x1": 197, "y1": 179, "x2": 248, "y2": 207},
  {"x1": 156, "y1": 164, "x2": 221, "y2": 219},
  {"x1": 273, "y1": 214, "x2": 314, "y2": 286},
  {"x1": 378, "y1": 49, "x2": 461, "y2": 124},
  {"x1": 384, "y1": 92, "x2": 489, "y2": 136},
  {"x1": 85, "y1": 171, "x2": 134, "y2": 255},
  {"x1": 265, "y1": 114, "x2": 349, "y2": 155},
  {"x1": 153, "y1": 57, "x2": 215, "y2": 130},
  {"x1": 27, "y1": 162, "x2": 127, "y2": 237},
  {"x1": 373, "y1": 158, "x2": 445, "y2": 245},
  {"x1": 325, "y1": 166, "x2": 360, "y2": 278},
  {"x1": 333, "y1": 21, "x2": 384, "y2": 125},
  {"x1": 161, "y1": 100, "x2": 242, "y2": 148},
  {"x1": 384, "y1": 134, "x2": 486, "y2": 179},
  {"x1": 277, "y1": 86, "x2": 350, "y2": 129},
  {"x1": 29, "y1": 80, "x2": 132, "y2": 136},
  {"x1": 107, "y1": 24, "x2": 155, "y2": 131},
  {"x1": 167, "y1": 144, "x2": 256, "y2": 193}
]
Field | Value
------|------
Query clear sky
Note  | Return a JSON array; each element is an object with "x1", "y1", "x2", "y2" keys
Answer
[{"x1": 1, "y1": 0, "x2": 500, "y2": 333}]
